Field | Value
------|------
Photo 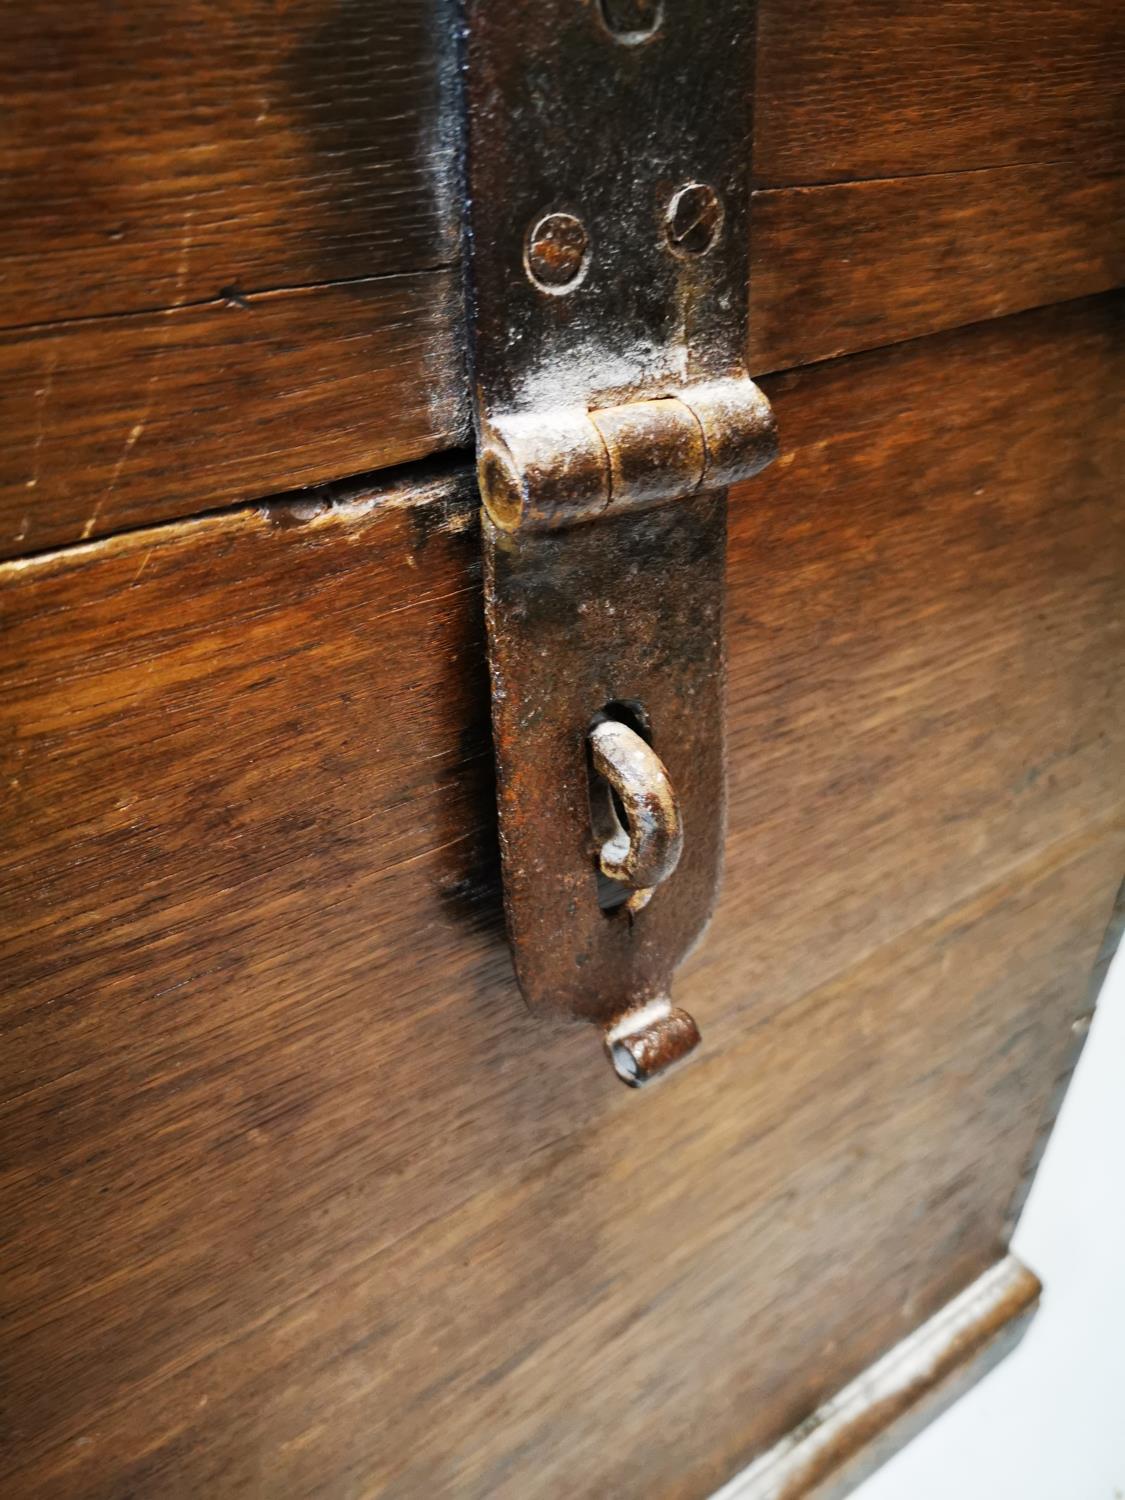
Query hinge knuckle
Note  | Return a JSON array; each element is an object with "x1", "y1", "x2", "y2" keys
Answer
[
  {"x1": 481, "y1": 377, "x2": 777, "y2": 533},
  {"x1": 681, "y1": 377, "x2": 779, "y2": 490},
  {"x1": 591, "y1": 398, "x2": 705, "y2": 513},
  {"x1": 481, "y1": 410, "x2": 609, "y2": 532}
]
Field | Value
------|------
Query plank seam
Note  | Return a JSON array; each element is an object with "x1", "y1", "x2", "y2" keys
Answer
[
  {"x1": 0, "y1": 263, "x2": 458, "y2": 341},
  {"x1": 749, "y1": 286, "x2": 1124, "y2": 380}
]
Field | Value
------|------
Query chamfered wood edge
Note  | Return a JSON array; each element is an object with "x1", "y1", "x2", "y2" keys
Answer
[
  {"x1": 0, "y1": 449, "x2": 476, "y2": 578},
  {"x1": 711, "y1": 1256, "x2": 1041, "y2": 1500},
  {"x1": 6, "y1": 283, "x2": 1118, "y2": 571},
  {"x1": 1002, "y1": 874, "x2": 1125, "y2": 1239}
]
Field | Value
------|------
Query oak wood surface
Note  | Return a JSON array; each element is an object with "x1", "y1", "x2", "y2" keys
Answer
[
  {"x1": 2, "y1": 2, "x2": 1120, "y2": 1489},
  {"x1": 753, "y1": 0, "x2": 1125, "y2": 186},
  {"x1": 0, "y1": 0, "x2": 459, "y2": 326},
  {"x1": 0, "y1": 272, "x2": 468, "y2": 558},
  {"x1": 4, "y1": 158, "x2": 1119, "y2": 559},
  {"x1": 2, "y1": 297, "x2": 1122, "y2": 1498},
  {"x1": 1, "y1": 2, "x2": 1122, "y2": 557},
  {"x1": 7, "y1": 840, "x2": 1116, "y2": 1500},
  {"x1": 749, "y1": 163, "x2": 1124, "y2": 373},
  {"x1": 3, "y1": 0, "x2": 1117, "y2": 325}
]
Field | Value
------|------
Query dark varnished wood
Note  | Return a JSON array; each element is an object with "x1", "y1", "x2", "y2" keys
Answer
[
  {"x1": 0, "y1": 272, "x2": 467, "y2": 558},
  {"x1": 727, "y1": 296, "x2": 1124, "y2": 1021},
  {"x1": 2, "y1": 297, "x2": 1122, "y2": 1497},
  {"x1": 0, "y1": 0, "x2": 460, "y2": 326},
  {"x1": 1, "y1": 1, "x2": 1120, "y2": 1490},
  {"x1": 7, "y1": 843, "x2": 1115, "y2": 1500},
  {"x1": 753, "y1": 0, "x2": 1124, "y2": 186},
  {"x1": 5, "y1": 160, "x2": 1120, "y2": 559},
  {"x1": 750, "y1": 163, "x2": 1124, "y2": 373},
  {"x1": 1, "y1": 4, "x2": 1122, "y2": 558},
  {"x1": 1, "y1": 0, "x2": 1117, "y2": 328},
  {"x1": 0, "y1": 0, "x2": 468, "y2": 559}
]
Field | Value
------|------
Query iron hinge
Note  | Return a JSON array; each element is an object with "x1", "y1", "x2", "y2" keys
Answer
[{"x1": 461, "y1": 0, "x2": 776, "y2": 1084}]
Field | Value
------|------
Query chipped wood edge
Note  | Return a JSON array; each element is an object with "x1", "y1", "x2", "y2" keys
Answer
[
  {"x1": 1003, "y1": 874, "x2": 1125, "y2": 1239},
  {"x1": 0, "y1": 455, "x2": 476, "y2": 580},
  {"x1": 711, "y1": 1255, "x2": 1041, "y2": 1500}
]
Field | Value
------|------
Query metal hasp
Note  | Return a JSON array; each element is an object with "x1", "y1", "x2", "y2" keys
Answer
[{"x1": 461, "y1": 0, "x2": 776, "y2": 1084}]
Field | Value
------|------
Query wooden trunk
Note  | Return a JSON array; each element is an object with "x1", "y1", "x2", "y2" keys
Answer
[{"x1": 1, "y1": 4, "x2": 1121, "y2": 1496}]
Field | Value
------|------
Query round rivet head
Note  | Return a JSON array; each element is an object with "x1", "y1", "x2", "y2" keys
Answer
[
  {"x1": 665, "y1": 182, "x2": 723, "y2": 257},
  {"x1": 599, "y1": 0, "x2": 663, "y2": 42},
  {"x1": 525, "y1": 211, "x2": 590, "y2": 292}
]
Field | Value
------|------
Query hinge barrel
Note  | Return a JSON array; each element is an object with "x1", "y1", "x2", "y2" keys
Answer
[{"x1": 480, "y1": 377, "x2": 777, "y2": 533}]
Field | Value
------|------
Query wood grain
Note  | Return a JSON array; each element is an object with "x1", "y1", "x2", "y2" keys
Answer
[
  {"x1": 0, "y1": 271, "x2": 468, "y2": 559},
  {"x1": 0, "y1": 0, "x2": 460, "y2": 327},
  {"x1": 749, "y1": 163, "x2": 1124, "y2": 373},
  {"x1": 725, "y1": 295, "x2": 1124, "y2": 1022},
  {"x1": 2, "y1": 296, "x2": 1122, "y2": 1497},
  {"x1": 0, "y1": 0, "x2": 469, "y2": 559},
  {"x1": 753, "y1": 0, "x2": 1125, "y2": 186},
  {"x1": 5, "y1": 836, "x2": 1117, "y2": 1500},
  {"x1": 2, "y1": 1, "x2": 1121, "y2": 554},
  {"x1": 2, "y1": 0, "x2": 1118, "y2": 330},
  {"x1": 4, "y1": 159, "x2": 1119, "y2": 558}
]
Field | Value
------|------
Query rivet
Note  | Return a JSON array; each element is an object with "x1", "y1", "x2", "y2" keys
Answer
[
  {"x1": 525, "y1": 211, "x2": 590, "y2": 293},
  {"x1": 665, "y1": 182, "x2": 723, "y2": 257},
  {"x1": 599, "y1": 0, "x2": 664, "y2": 42}
]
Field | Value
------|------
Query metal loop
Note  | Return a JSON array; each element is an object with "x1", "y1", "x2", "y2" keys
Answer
[
  {"x1": 588, "y1": 719, "x2": 683, "y2": 912},
  {"x1": 605, "y1": 1001, "x2": 701, "y2": 1086}
]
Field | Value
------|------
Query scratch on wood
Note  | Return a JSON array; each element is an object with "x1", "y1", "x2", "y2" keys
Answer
[
  {"x1": 81, "y1": 209, "x2": 197, "y2": 542},
  {"x1": 130, "y1": 547, "x2": 156, "y2": 586},
  {"x1": 83, "y1": 420, "x2": 148, "y2": 541},
  {"x1": 26, "y1": 346, "x2": 58, "y2": 496}
]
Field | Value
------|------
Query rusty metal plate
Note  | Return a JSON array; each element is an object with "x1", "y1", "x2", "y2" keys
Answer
[
  {"x1": 462, "y1": 0, "x2": 757, "y2": 414},
  {"x1": 461, "y1": 0, "x2": 771, "y2": 1081},
  {"x1": 485, "y1": 495, "x2": 726, "y2": 1077}
]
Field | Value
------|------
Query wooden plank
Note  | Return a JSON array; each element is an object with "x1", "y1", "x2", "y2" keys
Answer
[
  {"x1": 2, "y1": 0, "x2": 1121, "y2": 556},
  {"x1": 754, "y1": 0, "x2": 1125, "y2": 186},
  {"x1": 749, "y1": 163, "x2": 1124, "y2": 373},
  {"x1": 0, "y1": 270, "x2": 469, "y2": 559},
  {"x1": 4, "y1": 163, "x2": 1119, "y2": 557},
  {"x1": 3, "y1": 830, "x2": 1119, "y2": 1500},
  {"x1": 1, "y1": 296, "x2": 1122, "y2": 1497},
  {"x1": 2, "y1": 0, "x2": 1119, "y2": 333},
  {"x1": 0, "y1": 0, "x2": 459, "y2": 326},
  {"x1": 724, "y1": 295, "x2": 1124, "y2": 1021},
  {"x1": 0, "y1": 0, "x2": 468, "y2": 556}
]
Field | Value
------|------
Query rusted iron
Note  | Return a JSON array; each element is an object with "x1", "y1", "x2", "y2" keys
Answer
[
  {"x1": 483, "y1": 496, "x2": 728, "y2": 1084},
  {"x1": 665, "y1": 182, "x2": 724, "y2": 257},
  {"x1": 524, "y1": 211, "x2": 591, "y2": 291},
  {"x1": 598, "y1": 0, "x2": 664, "y2": 43},
  {"x1": 606, "y1": 1005, "x2": 702, "y2": 1089},
  {"x1": 462, "y1": 0, "x2": 774, "y2": 1083},
  {"x1": 588, "y1": 718, "x2": 683, "y2": 912},
  {"x1": 480, "y1": 377, "x2": 775, "y2": 533}
]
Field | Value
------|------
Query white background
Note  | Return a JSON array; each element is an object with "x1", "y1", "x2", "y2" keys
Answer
[{"x1": 851, "y1": 938, "x2": 1125, "y2": 1499}]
